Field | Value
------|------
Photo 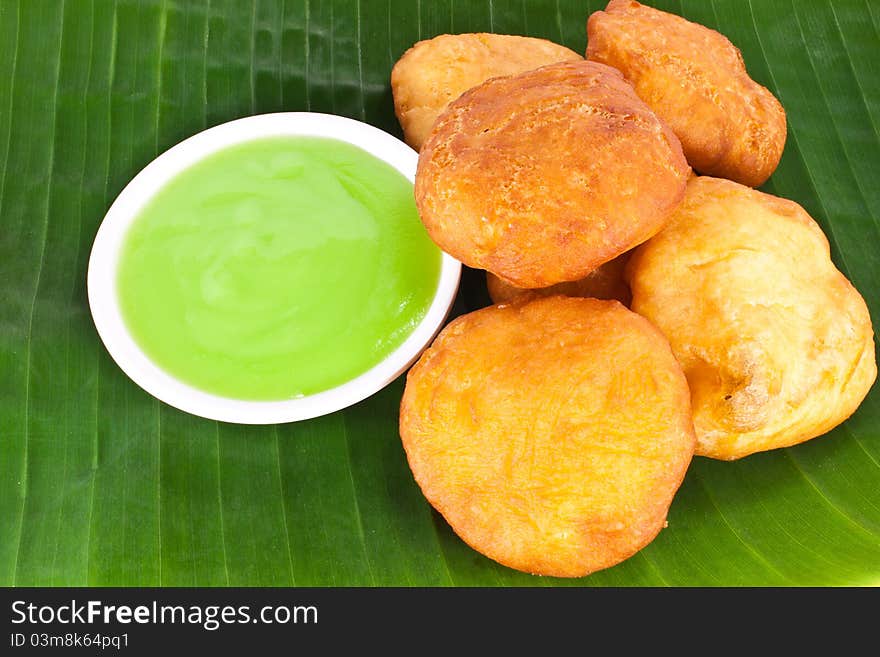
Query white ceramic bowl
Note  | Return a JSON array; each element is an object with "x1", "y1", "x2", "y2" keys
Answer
[{"x1": 87, "y1": 112, "x2": 461, "y2": 424}]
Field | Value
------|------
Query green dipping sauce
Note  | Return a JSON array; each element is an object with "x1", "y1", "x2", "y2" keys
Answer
[{"x1": 117, "y1": 136, "x2": 441, "y2": 401}]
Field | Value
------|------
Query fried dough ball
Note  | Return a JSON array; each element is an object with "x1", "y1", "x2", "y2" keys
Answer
[
  {"x1": 399, "y1": 297, "x2": 696, "y2": 577},
  {"x1": 486, "y1": 252, "x2": 632, "y2": 306},
  {"x1": 587, "y1": 0, "x2": 786, "y2": 187},
  {"x1": 391, "y1": 33, "x2": 582, "y2": 151},
  {"x1": 415, "y1": 60, "x2": 690, "y2": 289},
  {"x1": 626, "y1": 176, "x2": 877, "y2": 460}
]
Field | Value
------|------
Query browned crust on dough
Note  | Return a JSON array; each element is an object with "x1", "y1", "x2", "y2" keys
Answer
[
  {"x1": 587, "y1": 0, "x2": 786, "y2": 187},
  {"x1": 626, "y1": 176, "x2": 877, "y2": 460},
  {"x1": 391, "y1": 33, "x2": 582, "y2": 150},
  {"x1": 415, "y1": 60, "x2": 690, "y2": 288},
  {"x1": 486, "y1": 252, "x2": 632, "y2": 306},
  {"x1": 399, "y1": 296, "x2": 696, "y2": 577}
]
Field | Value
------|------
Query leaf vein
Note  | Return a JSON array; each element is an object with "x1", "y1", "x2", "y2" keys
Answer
[
  {"x1": 0, "y1": 0, "x2": 20, "y2": 221},
  {"x1": 744, "y1": 0, "x2": 852, "y2": 278},
  {"x1": 273, "y1": 426, "x2": 296, "y2": 586},
  {"x1": 341, "y1": 413, "x2": 377, "y2": 586},
  {"x1": 826, "y1": 2, "x2": 880, "y2": 143},
  {"x1": 13, "y1": 0, "x2": 66, "y2": 587},
  {"x1": 216, "y1": 421, "x2": 230, "y2": 586},
  {"x1": 693, "y1": 469, "x2": 793, "y2": 584}
]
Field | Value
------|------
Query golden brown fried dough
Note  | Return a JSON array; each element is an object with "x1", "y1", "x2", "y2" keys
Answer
[
  {"x1": 626, "y1": 176, "x2": 877, "y2": 460},
  {"x1": 399, "y1": 296, "x2": 696, "y2": 577},
  {"x1": 587, "y1": 0, "x2": 786, "y2": 187},
  {"x1": 391, "y1": 33, "x2": 582, "y2": 150},
  {"x1": 486, "y1": 252, "x2": 632, "y2": 306},
  {"x1": 416, "y1": 60, "x2": 690, "y2": 289}
]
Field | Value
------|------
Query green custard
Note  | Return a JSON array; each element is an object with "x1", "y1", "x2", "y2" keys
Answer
[{"x1": 117, "y1": 136, "x2": 441, "y2": 401}]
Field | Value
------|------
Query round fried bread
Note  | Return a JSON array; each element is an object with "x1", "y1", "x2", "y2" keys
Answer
[
  {"x1": 587, "y1": 0, "x2": 786, "y2": 187},
  {"x1": 415, "y1": 60, "x2": 690, "y2": 289},
  {"x1": 486, "y1": 252, "x2": 632, "y2": 306},
  {"x1": 399, "y1": 296, "x2": 696, "y2": 577},
  {"x1": 391, "y1": 33, "x2": 582, "y2": 151},
  {"x1": 626, "y1": 176, "x2": 877, "y2": 460}
]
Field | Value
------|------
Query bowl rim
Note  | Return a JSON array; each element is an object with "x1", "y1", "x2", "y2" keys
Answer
[{"x1": 87, "y1": 111, "x2": 461, "y2": 424}]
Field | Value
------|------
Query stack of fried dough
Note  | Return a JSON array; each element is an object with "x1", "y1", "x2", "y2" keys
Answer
[{"x1": 391, "y1": 0, "x2": 876, "y2": 578}]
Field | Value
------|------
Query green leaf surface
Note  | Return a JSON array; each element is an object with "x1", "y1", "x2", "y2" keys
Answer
[{"x1": 1, "y1": 0, "x2": 878, "y2": 587}]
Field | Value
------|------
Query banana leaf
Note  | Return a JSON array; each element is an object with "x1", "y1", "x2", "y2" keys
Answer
[{"x1": 1, "y1": 0, "x2": 878, "y2": 587}]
